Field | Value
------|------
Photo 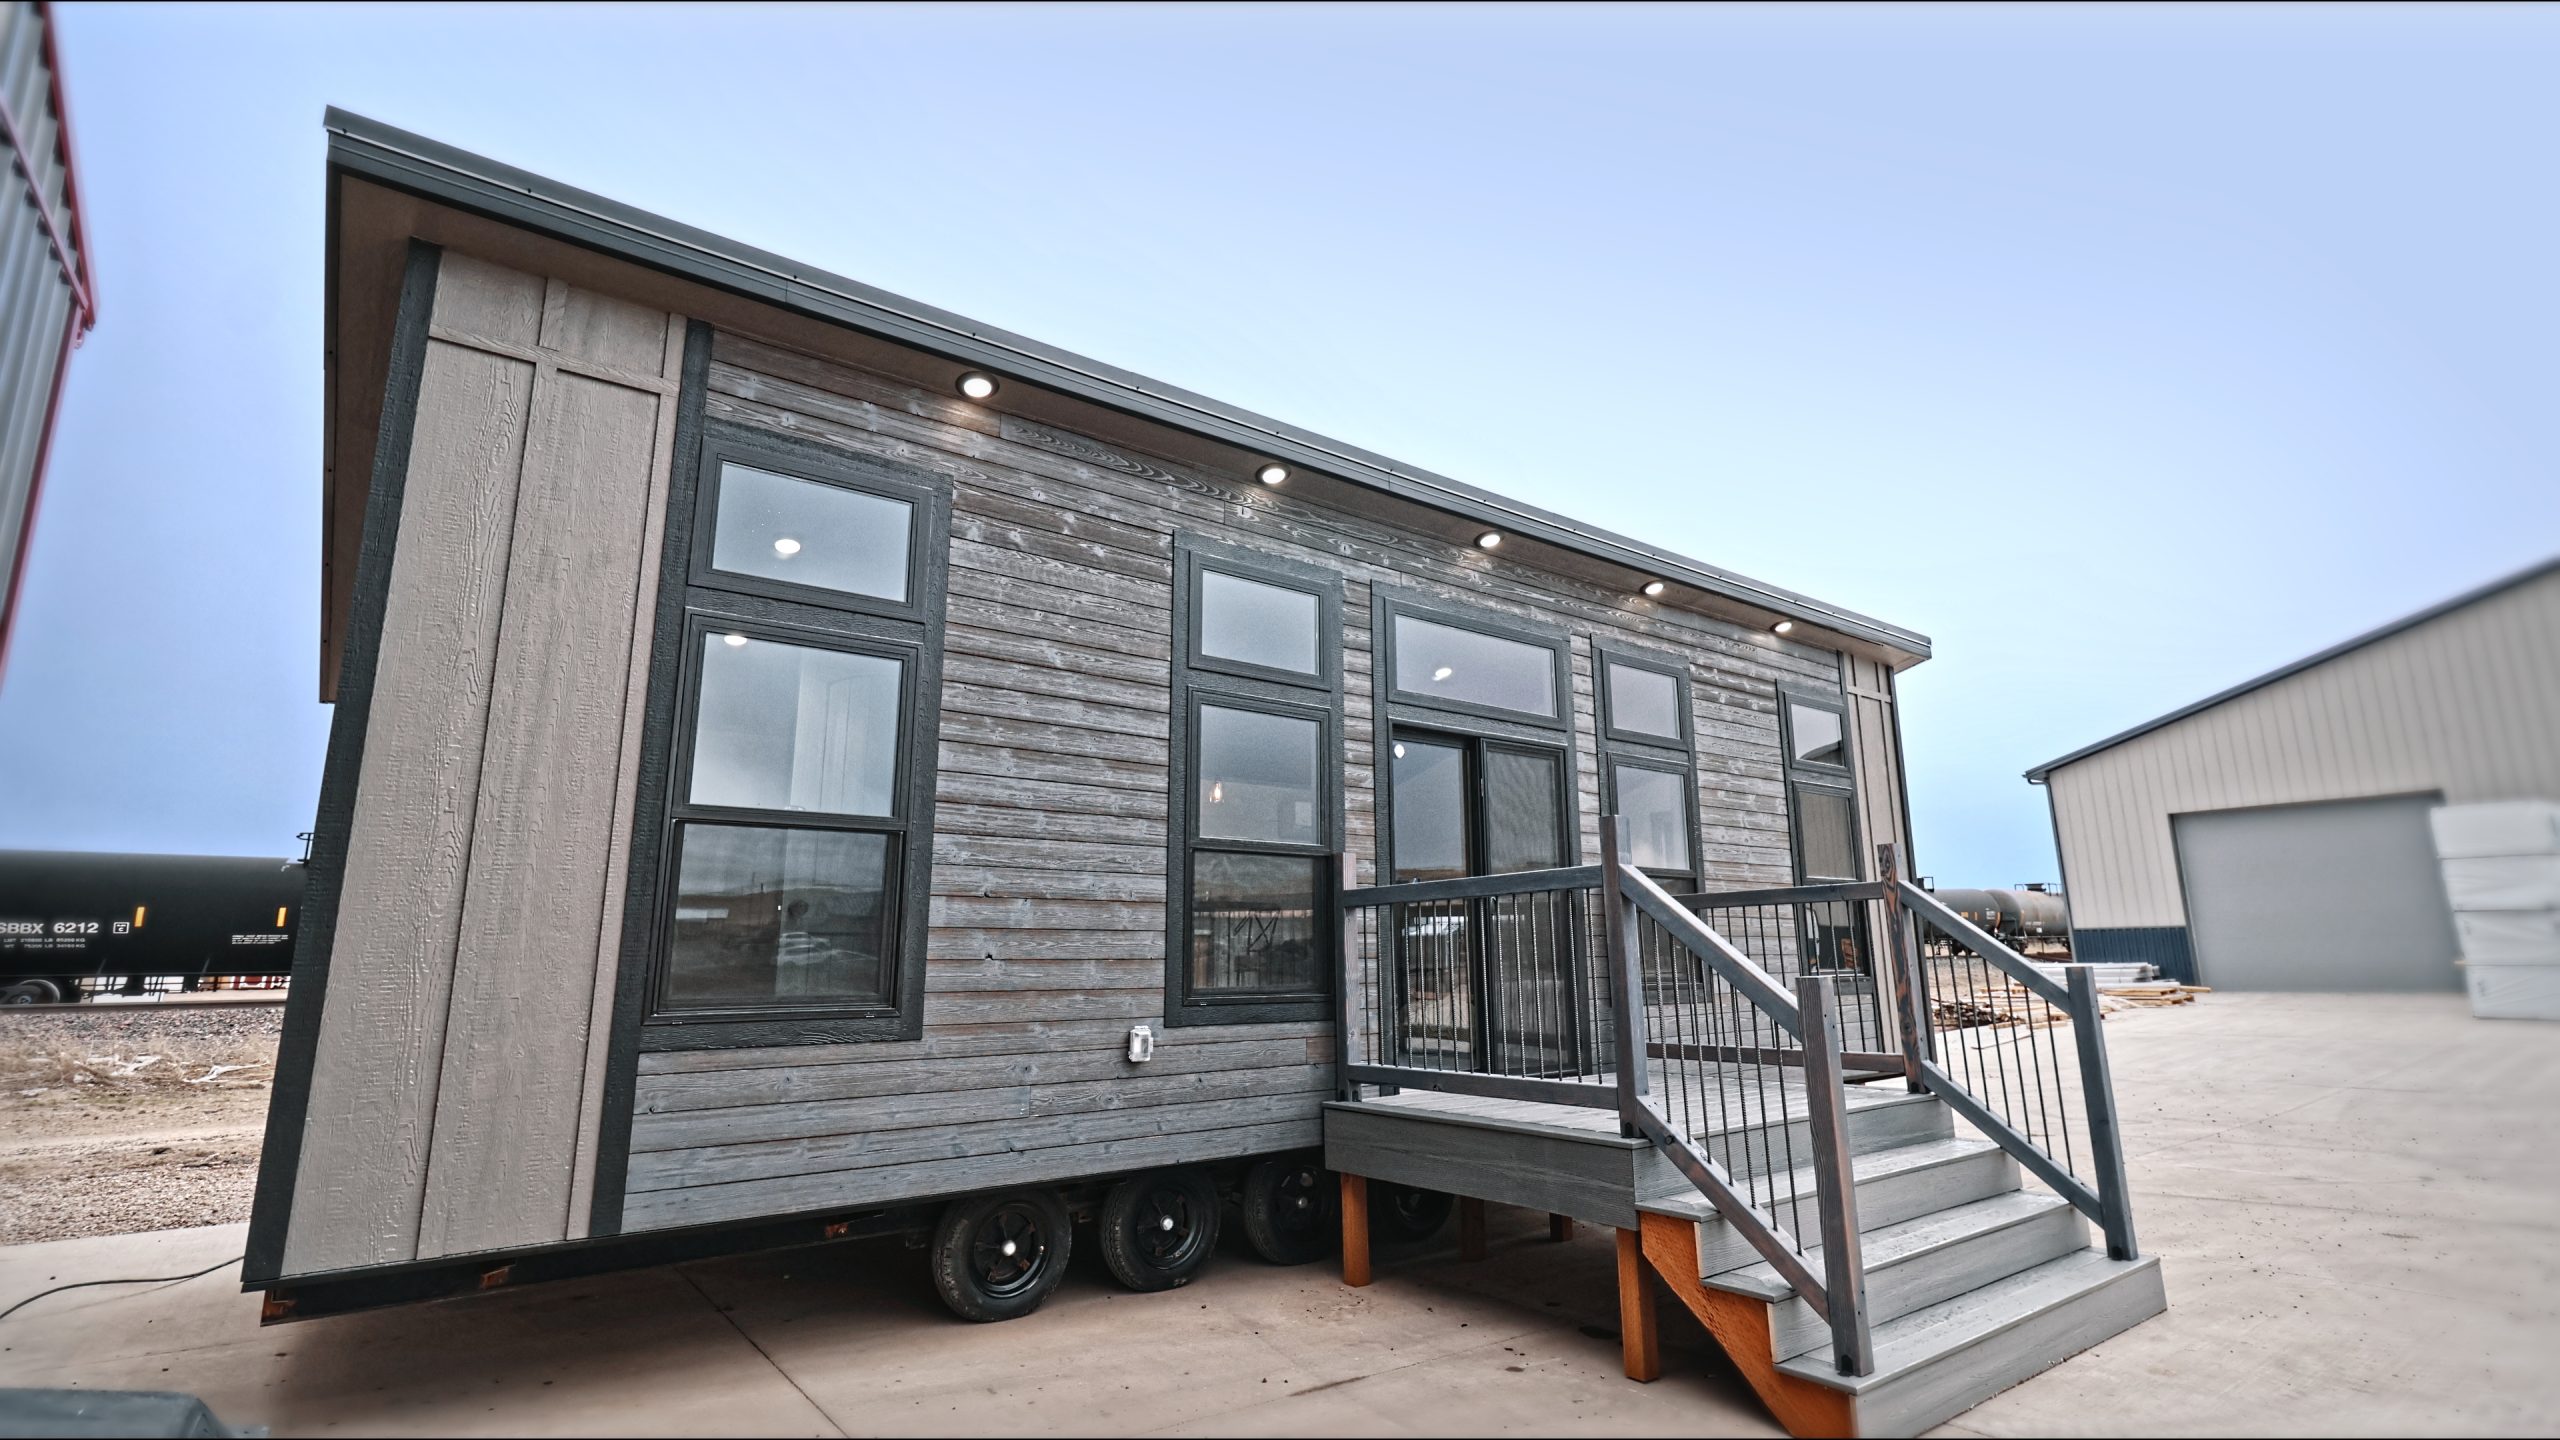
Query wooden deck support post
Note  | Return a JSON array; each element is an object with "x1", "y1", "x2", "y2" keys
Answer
[
  {"x1": 1458, "y1": 1197, "x2": 1487, "y2": 1260},
  {"x1": 1548, "y1": 1213, "x2": 1574, "y2": 1243},
  {"x1": 1340, "y1": 1173, "x2": 1371, "y2": 1287},
  {"x1": 1615, "y1": 1226, "x2": 1661, "y2": 1382}
]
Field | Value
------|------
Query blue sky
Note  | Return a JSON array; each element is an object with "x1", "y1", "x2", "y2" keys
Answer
[{"x1": 1, "y1": 2, "x2": 2553, "y2": 884}]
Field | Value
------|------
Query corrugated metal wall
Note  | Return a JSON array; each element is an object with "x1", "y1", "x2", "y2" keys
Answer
[
  {"x1": 2047, "y1": 563, "x2": 2560, "y2": 930},
  {"x1": 0, "y1": 0, "x2": 89, "y2": 673}
]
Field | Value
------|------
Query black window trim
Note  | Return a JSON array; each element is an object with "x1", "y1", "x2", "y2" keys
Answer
[
  {"x1": 1592, "y1": 639, "x2": 1701, "y2": 889},
  {"x1": 1374, "y1": 589, "x2": 1573, "y2": 732},
  {"x1": 1180, "y1": 543, "x2": 1343, "y2": 692},
  {"x1": 1165, "y1": 535, "x2": 1346, "y2": 1028},
  {"x1": 687, "y1": 432, "x2": 946, "y2": 625},
  {"x1": 1605, "y1": 749, "x2": 1702, "y2": 886},
  {"x1": 1595, "y1": 641, "x2": 1694, "y2": 750},
  {"x1": 1778, "y1": 686, "x2": 1854, "y2": 779},
  {"x1": 638, "y1": 418, "x2": 950, "y2": 1052}
]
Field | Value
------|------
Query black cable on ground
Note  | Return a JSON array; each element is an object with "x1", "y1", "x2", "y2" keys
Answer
[{"x1": 0, "y1": 1253, "x2": 243, "y2": 1323}]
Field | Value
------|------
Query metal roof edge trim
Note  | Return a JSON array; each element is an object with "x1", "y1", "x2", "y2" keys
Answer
[
  {"x1": 2025, "y1": 551, "x2": 2560, "y2": 781},
  {"x1": 321, "y1": 108, "x2": 1930, "y2": 662}
]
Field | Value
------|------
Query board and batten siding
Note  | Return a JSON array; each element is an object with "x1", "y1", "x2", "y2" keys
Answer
[
  {"x1": 2046, "y1": 563, "x2": 2560, "y2": 931},
  {"x1": 1842, "y1": 653, "x2": 1914, "y2": 878},
  {"x1": 281, "y1": 252, "x2": 686, "y2": 1275},
  {"x1": 615, "y1": 328, "x2": 1863, "y2": 1232}
]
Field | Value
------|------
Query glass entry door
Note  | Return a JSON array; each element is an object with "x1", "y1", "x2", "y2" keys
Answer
[{"x1": 1386, "y1": 731, "x2": 1587, "y2": 1074}]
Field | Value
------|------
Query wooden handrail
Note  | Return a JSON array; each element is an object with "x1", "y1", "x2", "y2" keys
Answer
[
  {"x1": 1618, "y1": 866, "x2": 1803, "y2": 1030},
  {"x1": 1676, "y1": 880, "x2": 1887, "y2": 910},
  {"x1": 1340, "y1": 863, "x2": 1602, "y2": 908},
  {"x1": 1891, "y1": 878, "x2": 2072, "y2": 1007}
]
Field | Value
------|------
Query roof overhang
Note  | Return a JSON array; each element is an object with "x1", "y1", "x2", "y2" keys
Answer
[{"x1": 319, "y1": 108, "x2": 1931, "y2": 700}]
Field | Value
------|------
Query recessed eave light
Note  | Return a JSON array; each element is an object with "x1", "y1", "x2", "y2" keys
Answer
[
  {"x1": 1475, "y1": 532, "x2": 1503, "y2": 550},
  {"x1": 1642, "y1": 580, "x2": 1666, "y2": 598},
  {"x1": 957, "y1": 371, "x2": 999, "y2": 400},
  {"x1": 1772, "y1": 620, "x2": 1794, "y2": 636},
  {"x1": 1256, "y1": 463, "x2": 1289, "y2": 486}
]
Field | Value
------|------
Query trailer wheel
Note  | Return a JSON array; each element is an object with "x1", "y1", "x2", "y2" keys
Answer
[
  {"x1": 3, "y1": 979, "x2": 61, "y2": 1005},
  {"x1": 932, "y1": 1189, "x2": 1072, "y2": 1322},
  {"x1": 1373, "y1": 1184, "x2": 1454, "y2": 1244},
  {"x1": 1097, "y1": 1169, "x2": 1220, "y2": 1292},
  {"x1": 1239, "y1": 1156, "x2": 1334, "y2": 1265}
]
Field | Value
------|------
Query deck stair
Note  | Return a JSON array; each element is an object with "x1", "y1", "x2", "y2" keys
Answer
[
  {"x1": 1635, "y1": 1089, "x2": 2164, "y2": 1436},
  {"x1": 1322, "y1": 830, "x2": 2171, "y2": 1438}
]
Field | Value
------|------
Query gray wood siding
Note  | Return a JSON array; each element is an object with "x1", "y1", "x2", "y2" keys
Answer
[
  {"x1": 2047, "y1": 565, "x2": 2560, "y2": 928},
  {"x1": 618, "y1": 328, "x2": 1876, "y2": 1230},
  {"x1": 1844, "y1": 653, "x2": 1914, "y2": 878},
  {"x1": 0, "y1": 1, "x2": 83, "y2": 657},
  {"x1": 283, "y1": 254, "x2": 685, "y2": 1275}
]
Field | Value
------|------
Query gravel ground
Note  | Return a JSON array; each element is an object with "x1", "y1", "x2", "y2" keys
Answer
[{"x1": 0, "y1": 1004, "x2": 281, "y2": 1244}]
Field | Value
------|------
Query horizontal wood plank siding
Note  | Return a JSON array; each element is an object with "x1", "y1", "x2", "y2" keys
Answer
[
  {"x1": 615, "y1": 328, "x2": 1886, "y2": 1229},
  {"x1": 2047, "y1": 566, "x2": 2560, "y2": 928}
]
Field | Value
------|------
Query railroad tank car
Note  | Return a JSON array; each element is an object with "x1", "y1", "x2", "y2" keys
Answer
[
  {"x1": 1931, "y1": 885, "x2": 2071, "y2": 948},
  {"x1": 0, "y1": 850, "x2": 303, "y2": 1002}
]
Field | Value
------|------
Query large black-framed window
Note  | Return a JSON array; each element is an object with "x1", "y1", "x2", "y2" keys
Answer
[
  {"x1": 1595, "y1": 641, "x2": 1701, "y2": 889},
  {"x1": 638, "y1": 422, "x2": 950, "y2": 1049},
  {"x1": 1165, "y1": 536, "x2": 1345, "y2": 1027}
]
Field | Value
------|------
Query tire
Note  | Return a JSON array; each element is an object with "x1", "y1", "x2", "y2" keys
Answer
[
  {"x1": 1372, "y1": 1183, "x2": 1454, "y2": 1244},
  {"x1": 3, "y1": 979, "x2": 61, "y2": 1005},
  {"x1": 1098, "y1": 1169, "x2": 1220, "y2": 1292},
  {"x1": 1239, "y1": 1155, "x2": 1335, "y2": 1265},
  {"x1": 931, "y1": 1189, "x2": 1073, "y2": 1322}
]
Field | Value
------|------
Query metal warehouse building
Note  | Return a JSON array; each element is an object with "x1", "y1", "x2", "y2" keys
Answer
[
  {"x1": 0, "y1": 0, "x2": 93, "y2": 680},
  {"x1": 2028, "y1": 556, "x2": 2560, "y2": 991}
]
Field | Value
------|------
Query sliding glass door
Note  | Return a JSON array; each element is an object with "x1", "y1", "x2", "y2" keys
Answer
[{"x1": 1385, "y1": 730, "x2": 1587, "y2": 1075}]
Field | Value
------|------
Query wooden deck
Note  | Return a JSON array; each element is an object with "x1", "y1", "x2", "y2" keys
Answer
[{"x1": 1322, "y1": 1062, "x2": 1934, "y2": 1230}]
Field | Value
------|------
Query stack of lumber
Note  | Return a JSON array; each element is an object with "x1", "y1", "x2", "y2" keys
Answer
[{"x1": 2093, "y1": 981, "x2": 2211, "y2": 1008}]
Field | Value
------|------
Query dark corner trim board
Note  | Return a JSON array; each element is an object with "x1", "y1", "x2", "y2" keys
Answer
[
  {"x1": 588, "y1": 318, "x2": 715, "y2": 1239},
  {"x1": 245, "y1": 240, "x2": 444, "y2": 1288},
  {"x1": 318, "y1": 107, "x2": 1930, "y2": 662}
]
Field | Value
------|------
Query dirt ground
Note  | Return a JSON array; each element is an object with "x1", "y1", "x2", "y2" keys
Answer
[{"x1": 0, "y1": 1004, "x2": 281, "y2": 1244}]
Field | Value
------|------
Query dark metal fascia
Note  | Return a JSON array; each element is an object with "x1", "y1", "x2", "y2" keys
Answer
[{"x1": 320, "y1": 108, "x2": 1931, "y2": 661}]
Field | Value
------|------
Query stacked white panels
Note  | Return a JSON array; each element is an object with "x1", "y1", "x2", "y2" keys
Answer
[{"x1": 2431, "y1": 801, "x2": 2560, "y2": 1021}]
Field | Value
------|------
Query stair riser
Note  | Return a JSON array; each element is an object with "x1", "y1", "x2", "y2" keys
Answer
[
  {"x1": 1766, "y1": 1204, "x2": 2088, "y2": 1362},
  {"x1": 1692, "y1": 1149, "x2": 2020, "y2": 1277},
  {"x1": 1647, "y1": 1097, "x2": 1954, "y2": 1190},
  {"x1": 1853, "y1": 1259, "x2": 2168, "y2": 1438}
]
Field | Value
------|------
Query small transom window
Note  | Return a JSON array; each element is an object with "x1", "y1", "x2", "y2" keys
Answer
[
  {"x1": 710, "y1": 461, "x2": 914, "y2": 603},
  {"x1": 1198, "y1": 570, "x2": 1321, "y2": 677},
  {"x1": 1391, "y1": 614, "x2": 1559, "y2": 719}
]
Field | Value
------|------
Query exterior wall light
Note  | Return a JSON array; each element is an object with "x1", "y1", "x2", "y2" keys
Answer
[
  {"x1": 1256, "y1": 463, "x2": 1288, "y2": 486},
  {"x1": 957, "y1": 372, "x2": 999, "y2": 400},
  {"x1": 1475, "y1": 532, "x2": 1503, "y2": 550},
  {"x1": 1642, "y1": 580, "x2": 1666, "y2": 598}
]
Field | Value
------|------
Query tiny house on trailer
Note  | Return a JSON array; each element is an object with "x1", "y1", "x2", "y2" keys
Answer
[{"x1": 256, "y1": 113, "x2": 2159, "y2": 1435}]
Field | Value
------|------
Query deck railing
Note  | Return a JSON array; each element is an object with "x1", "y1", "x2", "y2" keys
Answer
[
  {"x1": 1877, "y1": 845, "x2": 2139, "y2": 1261},
  {"x1": 1334, "y1": 825, "x2": 1877, "y2": 1376}
]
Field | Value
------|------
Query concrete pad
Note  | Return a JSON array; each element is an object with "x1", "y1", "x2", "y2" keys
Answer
[{"x1": 1, "y1": 992, "x2": 2555, "y2": 1436}]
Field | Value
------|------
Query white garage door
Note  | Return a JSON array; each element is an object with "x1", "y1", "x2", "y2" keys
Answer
[{"x1": 2172, "y1": 794, "x2": 2461, "y2": 991}]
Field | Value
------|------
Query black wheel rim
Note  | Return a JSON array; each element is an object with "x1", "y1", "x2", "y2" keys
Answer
[
  {"x1": 1130, "y1": 1183, "x2": 1207, "y2": 1268},
  {"x1": 1390, "y1": 1188, "x2": 1438, "y2": 1226},
  {"x1": 1270, "y1": 1166, "x2": 1324, "y2": 1239},
  {"x1": 968, "y1": 1203, "x2": 1052, "y2": 1298}
]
